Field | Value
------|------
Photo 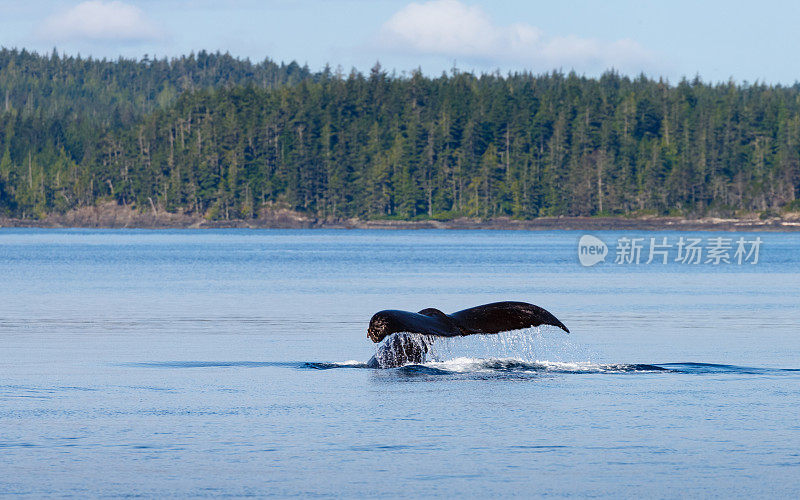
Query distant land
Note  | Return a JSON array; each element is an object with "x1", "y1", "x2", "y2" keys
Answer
[
  {"x1": 1, "y1": 48, "x2": 800, "y2": 228},
  {"x1": 2, "y1": 201, "x2": 798, "y2": 232}
]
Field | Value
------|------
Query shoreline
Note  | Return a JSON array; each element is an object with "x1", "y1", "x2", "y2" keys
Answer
[{"x1": 1, "y1": 203, "x2": 799, "y2": 232}]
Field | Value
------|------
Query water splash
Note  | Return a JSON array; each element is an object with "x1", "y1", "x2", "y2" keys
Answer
[
  {"x1": 417, "y1": 358, "x2": 670, "y2": 374},
  {"x1": 425, "y1": 326, "x2": 598, "y2": 364},
  {"x1": 123, "y1": 359, "x2": 800, "y2": 376},
  {"x1": 371, "y1": 333, "x2": 436, "y2": 368}
]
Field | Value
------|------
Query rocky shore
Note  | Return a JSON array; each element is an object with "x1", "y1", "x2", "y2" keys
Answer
[{"x1": 2, "y1": 201, "x2": 799, "y2": 231}]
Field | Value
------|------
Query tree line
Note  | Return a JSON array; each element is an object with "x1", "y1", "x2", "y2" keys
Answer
[{"x1": 1, "y1": 50, "x2": 799, "y2": 220}]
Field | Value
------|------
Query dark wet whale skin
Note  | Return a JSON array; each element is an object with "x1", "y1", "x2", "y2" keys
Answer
[{"x1": 366, "y1": 301, "x2": 569, "y2": 368}]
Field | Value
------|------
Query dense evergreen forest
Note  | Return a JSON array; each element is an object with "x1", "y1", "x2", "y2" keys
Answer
[{"x1": 1, "y1": 49, "x2": 799, "y2": 220}]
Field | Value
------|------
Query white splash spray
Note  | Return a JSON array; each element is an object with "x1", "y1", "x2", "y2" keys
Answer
[{"x1": 373, "y1": 326, "x2": 598, "y2": 367}]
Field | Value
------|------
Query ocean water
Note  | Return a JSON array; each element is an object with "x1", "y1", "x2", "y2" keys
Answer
[{"x1": 1, "y1": 228, "x2": 798, "y2": 497}]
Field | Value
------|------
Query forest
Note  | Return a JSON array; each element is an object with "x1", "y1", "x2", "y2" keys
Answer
[{"x1": 1, "y1": 48, "x2": 799, "y2": 221}]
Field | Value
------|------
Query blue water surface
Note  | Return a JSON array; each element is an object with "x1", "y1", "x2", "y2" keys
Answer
[{"x1": 1, "y1": 229, "x2": 798, "y2": 497}]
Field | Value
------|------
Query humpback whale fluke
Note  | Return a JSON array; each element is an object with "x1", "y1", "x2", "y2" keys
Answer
[{"x1": 366, "y1": 301, "x2": 569, "y2": 368}]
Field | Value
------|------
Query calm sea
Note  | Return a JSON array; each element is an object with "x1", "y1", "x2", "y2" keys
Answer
[{"x1": 1, "y1": 229, "x2": 799, "y2": 497}]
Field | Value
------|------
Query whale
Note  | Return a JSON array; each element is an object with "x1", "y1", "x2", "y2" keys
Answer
[{"x1": 366, "y1": 301, "x2": 569, "y2": 368}]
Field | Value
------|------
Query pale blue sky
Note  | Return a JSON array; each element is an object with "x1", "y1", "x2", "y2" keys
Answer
[{"x1": 2, "y1": 0, "x2": 799, "y2": 84}]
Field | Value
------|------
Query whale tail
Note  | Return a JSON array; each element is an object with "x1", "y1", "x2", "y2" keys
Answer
[
  {"x1": 367, "y1": 301, "x2": 569, "y2": 344},
  {"x1": 450, "y1": 301, "x2": 570, "y2": 335}
]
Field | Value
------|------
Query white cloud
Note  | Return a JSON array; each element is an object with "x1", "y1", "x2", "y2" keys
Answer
[
  {"x1": 39, "y1": 1, "x2": 162, "y2": 43},
  {"x1": 378, "y1": 0, "x2": 654, "y2": 73}
]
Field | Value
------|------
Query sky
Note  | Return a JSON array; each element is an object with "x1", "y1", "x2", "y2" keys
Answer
[{"x1": 2, "y1": 0, "x2": 800, "y2": 84}]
